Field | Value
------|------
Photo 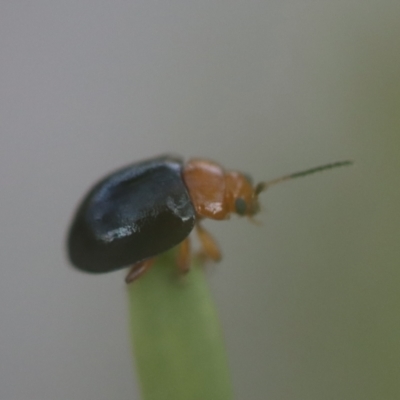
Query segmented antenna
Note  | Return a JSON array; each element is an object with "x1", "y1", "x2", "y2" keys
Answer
[{"x1": 255, "y1": 160, "x2": 353, "y2": 195}]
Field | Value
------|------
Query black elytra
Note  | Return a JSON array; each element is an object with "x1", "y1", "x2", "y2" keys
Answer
[{"x1": 67, "y1": 156, "x2": 196, "y2": 273}]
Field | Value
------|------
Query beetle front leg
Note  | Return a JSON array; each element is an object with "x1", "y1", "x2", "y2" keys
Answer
[
  {"x1": 195, "y1": 223, "x2": 221, "y2": 263},
  {"x1": 125, "y1": 258, "x2": 154, "y2": 284}
]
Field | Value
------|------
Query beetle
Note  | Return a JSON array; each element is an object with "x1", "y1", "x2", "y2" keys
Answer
[{"x1": 67, "y1": 155, "x2": 352, "y2": 283}]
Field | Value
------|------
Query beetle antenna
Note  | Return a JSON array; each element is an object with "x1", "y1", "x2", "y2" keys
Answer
[{"x1": 255, "y1": 160, "x2": 353, "y2": 195}]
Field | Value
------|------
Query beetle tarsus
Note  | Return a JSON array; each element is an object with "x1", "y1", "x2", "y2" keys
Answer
[{"x1": 125, "y1": 259, "x2": 154, "y2": 284}]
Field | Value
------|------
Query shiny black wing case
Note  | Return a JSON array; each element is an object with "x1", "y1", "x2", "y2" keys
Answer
[{"x1": 67, "y1": 156, "x2": 195, "y2": 273}]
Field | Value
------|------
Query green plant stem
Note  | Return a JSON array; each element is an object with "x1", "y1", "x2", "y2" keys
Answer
[{"x1": 127, "y1": 252, "x2": 233, "y2": 400}]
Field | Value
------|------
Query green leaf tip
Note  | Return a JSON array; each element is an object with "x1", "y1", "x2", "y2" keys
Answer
[{"x1": 127, "y1": 251, "x2": 233, "y2": 400}]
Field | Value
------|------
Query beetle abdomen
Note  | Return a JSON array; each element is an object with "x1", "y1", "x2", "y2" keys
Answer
[{"x1": 68, "y1": 156, "x2": 196, "y2": 273}]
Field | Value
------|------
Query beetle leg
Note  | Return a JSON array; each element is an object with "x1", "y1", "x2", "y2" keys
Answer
[
  {"x1": 195, "y1": 223, "x2": 221, "y2": 262},
  {"x1": 125, "y1": 259, "x2": 154, "y2": 284},
  {"x1": 177, "y1": 237, "x2": 191, "y2": 273}
]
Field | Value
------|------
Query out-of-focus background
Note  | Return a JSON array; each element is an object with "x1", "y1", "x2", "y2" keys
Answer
[{"x1": 1, "y1": 2, "x2": 399, "y2": 399}]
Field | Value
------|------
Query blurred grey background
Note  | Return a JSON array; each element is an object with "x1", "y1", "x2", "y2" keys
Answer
[{"x1": 1, "y1": 2, "x2": 399, "y2": 399}]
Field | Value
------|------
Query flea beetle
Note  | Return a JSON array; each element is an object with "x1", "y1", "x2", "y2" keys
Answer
[{"x1": 67, "y1": 155, "x2": 352, "y2": 283}]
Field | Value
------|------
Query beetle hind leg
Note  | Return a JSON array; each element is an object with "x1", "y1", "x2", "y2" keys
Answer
[
  {"x1": 125, "y1": 258, "x2": 154, "y2": 284},
  {"x1": 195, "y1": 223, "x2": 221, "y2": 263},
  {"x1": 177, "y1": 237, "x2": 191, "y2": 273}
]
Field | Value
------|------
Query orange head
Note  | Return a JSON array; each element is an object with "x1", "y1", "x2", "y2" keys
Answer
[{"x1": 224, "y1": 171, "x2": 260, "y2": 217}]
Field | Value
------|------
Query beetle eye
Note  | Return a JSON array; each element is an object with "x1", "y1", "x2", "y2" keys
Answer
[{"x1": 235, "y1": 198, "x2": 247, "y2": 216}]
